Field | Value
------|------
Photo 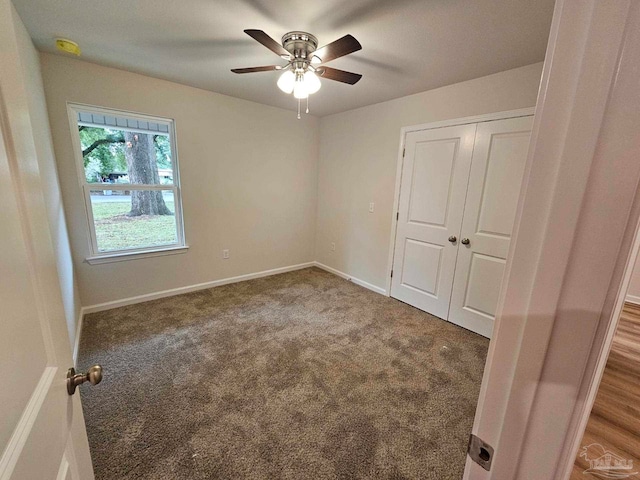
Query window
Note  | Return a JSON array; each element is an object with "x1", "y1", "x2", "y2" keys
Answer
[{"x1": 68, "y1": 105, "x2": 186, "y2": 263}]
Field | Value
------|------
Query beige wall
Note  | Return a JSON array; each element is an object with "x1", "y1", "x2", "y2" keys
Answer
[
  {"x1": 315, "y1": 62, "x2": 543, "y2": 291},
  {"x1": 40, "y1": 52, "x2": 542, "y2": 308},
  {"x1": 41, "y1": 53, "x2": 319, "y2": 307},
  {"x1": 10, "y1": 6, "x2": 83, "y2": 345}
]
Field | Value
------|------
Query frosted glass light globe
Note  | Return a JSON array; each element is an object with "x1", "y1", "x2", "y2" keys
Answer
[
  {"x1": 293, "y1": 78, "x2": 309, "y2": 99},
  {"x1": 277, "y1": 70, "x2": 295, "y2": 94},
  {"x1": 304, "y1": 71, "x2": 321, "y2": 94}
]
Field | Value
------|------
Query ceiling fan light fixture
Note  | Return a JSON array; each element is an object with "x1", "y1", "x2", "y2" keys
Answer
[
  {"x1": 293, "y1": 75, "x2": 309, "y2": 99},
  {"x1": 304, "y1": 71, "x2": 321, "y2": 94},
  {"x1": 277, "y1": 70, "x2": 295, "y2": 94}
]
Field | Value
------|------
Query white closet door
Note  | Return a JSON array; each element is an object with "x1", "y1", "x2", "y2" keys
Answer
[
  {"x1": 448, "y1": 116, "x2": 533, "y2": 337},
  {"x1": 391, "y1": 124, "x2": 476, "y2": 319}
]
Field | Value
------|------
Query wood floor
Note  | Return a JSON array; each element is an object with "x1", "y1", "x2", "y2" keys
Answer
[{"x1": 571, "y1": 302, "x2": 640, "y2": 479}]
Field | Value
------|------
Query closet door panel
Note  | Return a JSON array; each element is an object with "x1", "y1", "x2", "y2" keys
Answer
[
  {"x1": 448, "y1": 116, "x2": 533, "y2": 337},
  {"x1": 391, "y1": 124, "x2": 476, "y2": 319}
]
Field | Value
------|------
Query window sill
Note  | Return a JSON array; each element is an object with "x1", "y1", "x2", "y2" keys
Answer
[{"x1": 85, "y1": 245, "x2": 189, "y2": 265}]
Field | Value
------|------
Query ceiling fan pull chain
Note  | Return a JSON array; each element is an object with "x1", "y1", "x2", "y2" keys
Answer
[
  {"x1": 297, "y1": 98, "x2": 301, "y2": 119},
  {"x1": 306, "y1": 96, "x2": 310, "y2": 114}
]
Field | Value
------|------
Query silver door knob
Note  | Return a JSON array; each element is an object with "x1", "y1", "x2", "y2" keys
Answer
[
  {"x1": 448, "y1": 235, "x2": 457, "y2": 243},
  {"x1": 67, "y1": 365, "x2": 102, "y2": 395},
  {"x1": 461, "y1": 238, "x2": 470, "y2": 245}
]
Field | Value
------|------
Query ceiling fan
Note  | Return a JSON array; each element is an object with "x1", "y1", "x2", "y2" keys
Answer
[{"x1": 231, "y1": 30, "x2": 362, "y2": 117}]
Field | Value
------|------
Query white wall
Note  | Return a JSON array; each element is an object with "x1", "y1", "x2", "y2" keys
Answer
[
  {"x1": 315, "y1": 63, "x2": 543, "y2": 291},
  {"x1": 40, "y1": 52, "x2": 542, "y2": 310},
  {"x1": 41, "y1": 54, "x2": 319, "y2": 308},
  {"x1": 10, "y1": 6, "x2": 82, "y2": 345}
]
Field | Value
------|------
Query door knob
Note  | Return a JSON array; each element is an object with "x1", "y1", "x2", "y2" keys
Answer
[
  {"x1": 461, "y1": 238, "x2": 471, "y2": 245},
  {"x1": 67, "y1": 365, "x2": 102, "y2": 395},
  {"x1": 448, "y1": 235, "x2": 457, "y2": 243}
]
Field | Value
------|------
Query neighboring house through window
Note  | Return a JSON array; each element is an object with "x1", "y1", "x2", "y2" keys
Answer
[{"x1": 68, "y1": 104, "x2": 186, "y2": 263}]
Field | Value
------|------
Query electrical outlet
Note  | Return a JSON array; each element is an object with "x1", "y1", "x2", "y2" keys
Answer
[
  {"x1": 369, "y1": 202, "x2": 375, "y2": 213},
  {"x1": 331, "y1": 242, "x2": 336, "y2": 252},
  {"x1": 222, "y1": 249, "x2": 230, "y2": 259}
]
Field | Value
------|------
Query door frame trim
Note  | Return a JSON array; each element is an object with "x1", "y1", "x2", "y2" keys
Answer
[
  {"x1": 385, "y1": 107, "x2": 536, "y2": 298},
  {"x1": 463, "y1": 0, "x2": 640, "y2": 477}
]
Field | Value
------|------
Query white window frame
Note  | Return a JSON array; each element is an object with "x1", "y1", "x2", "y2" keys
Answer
[{"x1": 67, "y1": 103, "x2": 187, "y2": 264}]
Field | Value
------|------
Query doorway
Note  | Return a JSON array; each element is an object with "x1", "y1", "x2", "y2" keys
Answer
[{"x1": 571, "y1": 258, "x2": 640, "y2": 479}]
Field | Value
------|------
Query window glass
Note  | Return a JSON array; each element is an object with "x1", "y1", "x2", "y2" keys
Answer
[
  {"x1": 71, "y1": 106, "x2": 184, "y2": 257},
  {"x1": 79, "y1": 126, "x2": 173, "y2": 185},
  {"x1": 89, "y1": 190, "x2": 177, "y2": 252}
]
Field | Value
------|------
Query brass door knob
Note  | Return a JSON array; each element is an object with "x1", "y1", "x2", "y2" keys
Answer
[
  {"x1": 461, "y1": 238, "x2": 471, "y2": 245},
  {"x1": 448, "y1": 235, "x2": 457, "y2": 243},
  {"x1": 67, "y1": 365, "x2": 103, "y2": 395}
]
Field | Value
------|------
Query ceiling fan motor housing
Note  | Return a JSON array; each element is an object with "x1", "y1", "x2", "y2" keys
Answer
[{"x1": 282, "y1": 31, "x2": 318, "y2": 68}]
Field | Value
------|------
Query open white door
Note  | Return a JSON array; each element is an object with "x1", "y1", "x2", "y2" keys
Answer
[
  {"x1": 465, "y1": 0, "x2": 640, "y2": 478},
  {"x1": 0, "y1": 2, "x2": 94, "y2": 478}
]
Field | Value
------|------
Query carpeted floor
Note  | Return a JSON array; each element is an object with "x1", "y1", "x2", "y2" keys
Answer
[{"x1": 78, "y1": 267, "x2": 488, "y2": 479}]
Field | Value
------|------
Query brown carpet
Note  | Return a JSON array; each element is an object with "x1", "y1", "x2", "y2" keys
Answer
[{"x1": 78, "y1": 267, "x2": 488, "y2": 479}]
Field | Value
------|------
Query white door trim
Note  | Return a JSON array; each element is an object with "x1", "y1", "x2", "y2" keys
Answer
[
  {"x1": 559, "y1": 218, "x2": 640, "y2": 480},
  {"x1": 464, "y1": 0, "x2": 640, "y2": 478},
  {"x1": 0, "y1": 367, "x2": 57, "y2": 476},
  {"x1": 385, "y1": 107, "x2": 535, "y2": 298}
]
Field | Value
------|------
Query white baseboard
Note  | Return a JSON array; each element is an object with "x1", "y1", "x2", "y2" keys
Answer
[
  {"x1": 82, "y1": 262, "x2": 315, "y2": 315},
  {"x1": 626, "y1": 294, "x2": 640, "y2": 305},
  {"x1": 75, "y1": 261, "x2": 387, "y2": 353},
  {"x1": 313, "y1": 262, "x2": 387, "y2": 296}
]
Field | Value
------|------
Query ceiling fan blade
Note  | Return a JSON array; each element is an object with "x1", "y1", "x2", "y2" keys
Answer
[
  {"x1": 231, "y1": 65, "x2": 283, "y2": 74},
  {"x1": 244, "y1": 29, "x2": 289, "y2": 57},
  {"x1": 317, "y1": 66, "x2": 362, "y2": 85},
  {"x1": 313, "y1": 34, "x2": 362, "y2": 63}
]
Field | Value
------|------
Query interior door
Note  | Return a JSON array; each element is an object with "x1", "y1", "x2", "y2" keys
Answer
[
  {"x1": 391, "y1": 124, "x2": 476, "y2": 319},
  {"x1": 0, "y1": 30, "x2": 94, "y2": 480},
  {"x1": 448, "y1": 116, "x2": 534, "y2": 337}
]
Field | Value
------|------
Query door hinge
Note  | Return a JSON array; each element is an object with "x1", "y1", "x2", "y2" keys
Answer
[
  {"x1": 396, "y1": 212, "x2": 399, "y2": 221},
  {"x1": 467, "y1": 434, "x2": 494, "y2": 471},
  {"x1": 390, "y1": 269, "x2": 393, "y2": 278},
  {"x1": 402, "y1": 147, "x2": 406, "y2": 157}
]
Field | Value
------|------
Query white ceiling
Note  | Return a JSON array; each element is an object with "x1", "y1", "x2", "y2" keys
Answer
[{"x1": 12, "y1": 0, "x2": 555, "y2": 117}]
